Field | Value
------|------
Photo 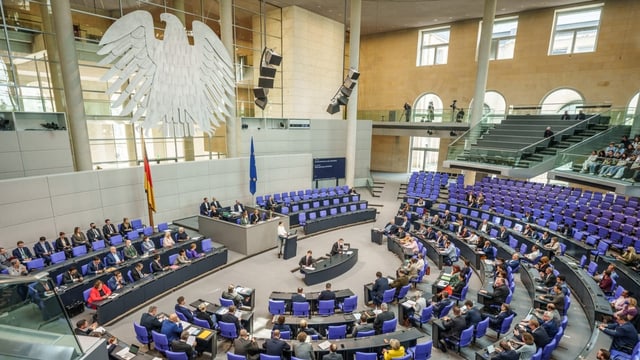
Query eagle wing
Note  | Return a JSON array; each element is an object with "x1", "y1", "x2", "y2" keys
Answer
[
  {"x1": 192, "y1": 20, "x2": 236, "y2": 134},
  {"x1": 97, "y1": 10, "x2": 159, "y2": 123}
]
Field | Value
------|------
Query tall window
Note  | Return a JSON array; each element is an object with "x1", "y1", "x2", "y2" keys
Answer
[
  {"x1": 541, "y1": 88, "x2": 584, "y2": 114},
  {"x1": 410, "y1": 137, "x2": 441, "y2": 172},
  {"x1": 487, "y1": 18, "x2": 518, "y2": 60},
  {"x1": 549, "y1": 5, "x2": 603, "y2": 55},
  {"x1": 417, "y1": 27, "x2": 450, "y2": 66}
]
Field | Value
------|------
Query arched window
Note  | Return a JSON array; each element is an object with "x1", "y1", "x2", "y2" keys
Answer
[
  {"x1": 540, "y1": 88, "x2": 584, "y2": 114},
  {"x1": 627, "y1": 92, "x2": 639, "y2": 125},
  {"x1": 414, "y1": 93, "x2": 443, "y2": 122}
]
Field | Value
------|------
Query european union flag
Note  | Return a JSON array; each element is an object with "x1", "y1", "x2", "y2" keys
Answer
[{"x1": 250, "y1": 136, "x2": 257, "y2": 195}]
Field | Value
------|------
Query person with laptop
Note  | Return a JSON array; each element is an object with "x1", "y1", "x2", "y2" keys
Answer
[
  {"x1": 171, "y1": 330, "x2": 195, "y2": 359},
  {"x1": 330, "y1": 238, "x2": 346, "y2": 256}
]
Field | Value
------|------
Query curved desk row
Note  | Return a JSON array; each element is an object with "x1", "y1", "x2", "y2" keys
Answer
[
  {"x1": 302, "y1": 250, "x2": 359, "y2": 286},
  {"x1": 304, "y1": 208, "x2": 377, "y2": 235},
  {"x1": 269, "y1": 289, "x2": 355, "y2": 311},
  {"x1": 92, "y1": 247, "x2": 228, "y2": 324},
  {"x1": 55, "y1": 237, "x2": 214, "y2": 308}
]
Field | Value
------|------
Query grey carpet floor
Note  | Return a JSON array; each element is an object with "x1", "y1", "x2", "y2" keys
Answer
[{"x1": 82, "y1": 172, "x2": 594, "y2": 359}]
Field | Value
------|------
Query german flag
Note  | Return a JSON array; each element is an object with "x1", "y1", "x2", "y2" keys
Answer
[{"x1": 142, "y1": 139, "x2": 156, "y2": 212}]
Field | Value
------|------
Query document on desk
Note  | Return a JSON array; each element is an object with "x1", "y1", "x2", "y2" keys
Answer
[
  {"x1": 198, "y1": 330, "x2": 212, "y2": 339},
  {"x1": 318, "y1": 341, "x2": 331, "y2": 350},
  {"x1": 303, "y1": 266, "x2": 315, "y2": 270},
  {"x1": 116, "y1": 348, "x2": 135, "y2": 360},
  {"x1": 437, "y1": 280, "x2": 449, "y2": 287},
  {"x1": 216, "y1": 307, "x2": 229, "y2": 315},
  {"x1": 187, "y1": 326, "x2": 199, "y2": 335},
  {"x1": 187, "y1": 335, "x2": 196, "y2": 346},
  {"x1": 180, "y1": 320, "x2": 191, "y2": 329},
  {"x1": 108, "y1": 293, "x2": 119, "y2": 299},
  {"x1": 403, "y1": 300, "x2": 416, "y2": 307},
  {"x1": 345, "y1": 251, "x2": 353, "y2": 255},
  {"x1": 234, "y1": 310, "x2": 243, "y2": 318}
]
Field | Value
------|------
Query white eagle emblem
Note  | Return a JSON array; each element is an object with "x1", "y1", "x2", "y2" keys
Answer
[{"x1": 98, "y1": 11, "x2": 235, "y2": 136}]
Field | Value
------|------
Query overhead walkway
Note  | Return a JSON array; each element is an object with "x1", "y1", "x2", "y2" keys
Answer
[{"x1": 444, "y1": 112, "x2": 611, "y2": 178}]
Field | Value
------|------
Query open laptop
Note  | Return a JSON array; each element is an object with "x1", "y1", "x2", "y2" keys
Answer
[{"x1": 117, "y1": 344, "x2": 139, "y2": 360}]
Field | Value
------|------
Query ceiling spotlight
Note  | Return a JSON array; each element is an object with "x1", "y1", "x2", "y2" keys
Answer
[
  {"x1": 336, "y1": 93, "x2": 349, "y2": 106},
  {"x1": 255, "y1": 97, "x2": 268, "y2": 110},
  {"x1": 344, "y1": 78, "x2": 357, "y2": 90},
  {"x1": 326, "y1": 100, "x2": 341, "y2": 115},
  {"x1": 339, "y1": 86, "x2": 352, "y2": 97}
]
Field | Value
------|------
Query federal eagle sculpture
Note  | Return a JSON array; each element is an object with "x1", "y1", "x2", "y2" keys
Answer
[{"x1": 98, "y1": 11, "x2": 235, "y2": 136}]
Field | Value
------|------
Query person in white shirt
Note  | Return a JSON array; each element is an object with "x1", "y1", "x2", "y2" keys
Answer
[
  {"x1": 479, "y1": 219, "x2": 490, "y2": 233},
  {"x1": 277, "y1": 221, "x2": 288, "y2": 258},
  {"x1": 524, "y1": 245, "x2": 541, "y2": 263}
]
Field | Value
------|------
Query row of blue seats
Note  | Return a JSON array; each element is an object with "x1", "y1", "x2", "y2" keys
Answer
[{"x1": 256, "y1": 186, "x2": 352, "y2": 207}]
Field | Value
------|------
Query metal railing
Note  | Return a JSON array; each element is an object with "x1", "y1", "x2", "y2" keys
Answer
[{"x1": 445, "y1": 113, "x2": 505, "y2": 161}]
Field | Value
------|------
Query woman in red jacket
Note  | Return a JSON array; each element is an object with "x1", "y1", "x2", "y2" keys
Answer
[{"x1": 87, "y1": 279, "x2": 111, "y2": 309}]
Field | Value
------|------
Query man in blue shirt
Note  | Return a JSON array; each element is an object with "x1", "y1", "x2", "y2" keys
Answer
[
  {"x1": 160, "y1": 313, "x2": 183, "y2": 343},
  {"x1": 599, "y1": 315, "x2": 639, "y2": 354}
]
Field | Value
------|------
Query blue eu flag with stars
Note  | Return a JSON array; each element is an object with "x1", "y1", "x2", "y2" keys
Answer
[{"x1": 250, "y1": 137, "x2": 257, "y2": 195}]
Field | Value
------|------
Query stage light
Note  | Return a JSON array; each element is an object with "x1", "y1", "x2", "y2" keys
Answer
[{"x1": 326, "y1": 100, "x2": 340, "y2": 114}]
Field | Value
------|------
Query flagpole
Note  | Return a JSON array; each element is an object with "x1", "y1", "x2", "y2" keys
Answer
[{"x1": 141, "y1": 128, "x2": 155, "y2": 228}]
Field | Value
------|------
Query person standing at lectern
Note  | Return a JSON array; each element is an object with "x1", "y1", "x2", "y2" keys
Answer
[
  {"x1": 277, "y1": 221, "x2": 288, "y2": 258},
  {"x1": 330, "y1": 238, "x2": 345, "y2": 256}
]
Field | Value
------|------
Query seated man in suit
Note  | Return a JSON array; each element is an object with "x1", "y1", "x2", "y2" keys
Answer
[
  {"x1": 250, "y1": 209, "x2": 261, "y2": 224},
  {"x1": 234, "y1": 200, "x2": 245, "y2": 213},
  {"x1": 370, "y1": 271, "x2": 389, "y2": 306},
  {"x1": 352, "y1": 314, "x2": 374, "y2": 337},
  {"x1": 297, "y1": 319, "x2": 319, "y2": 338},
  {"x1": 479, "y1": 277, "x2": 509, "y2": 307},
  {"x1": 86, "y1": 223, "x2": 104, "y2": 244},
  {"x1": 439, "y1": 240, "x2": 457, "y2": 266},
  {"x1": 13, "y1": 241, "x2": 33, "y2": 263},
  {"x1": 235, "y1": 329, "x2": 260, "y2": 360},
  {"x1": 432, "y1": 291, "x2": 454, "y2": 317},
  {"x1": 74, "y1": 318, "x2": 97, "y2": 336},
  {"x1": 200, "y1": 197, "x2": 211, "y2": 216},
  {"x1": 299, "y1": 250, "x2": 314, "y2": 269},
  {"x1": 160, "y1": 313, "x2": 183, "y2": 343},
  {"x1": 150, "y1": 254, "x2": 167, "y2": 273},
  {"x1": 8, "y1": 259, "x2": 27, "y2": 276},
  {"x1": 514, "y1": 319, "x2": 551, "y2": 350},
  {"x1": 399, "y1": 216, "x2": 411, "y2": 233},
  {"x1": 322, "y1": 343, "x2": 343, "y2": 360},
  {"x1": 463, "y1": 300, "x2": 483, "y2": 328},
  {"x1": 291, "y1": 287, "x2": 307, "y2": 303},
  {"x1": 87, "y1": 256, "x2": 106, "y2": 275},
  {"x1": 599, "y1": 315, "x2": 639, "y2": 354},
  {"x1": 175, "y1": 296, "x2": 194, "y2": 322},
  {"x1": 62, "y1": 266, "x2": 83, "y2": 285},
  {"x1": 220, "y1": 305, "x2": 243, "y2": 335},
  {"x1": 383, "y1": 218, "x2": 398, "y2": 236},
  {"x1": 373, "y1": 303, "x2": 395, "y2": 334},
  {"x1": 131, "y1": 262, "x2": 146, "y2": 281},
  {"x1": 171, "y1": 330, "x2": 195, "y2": 359},
  {"x1": 33, "y1": 237, "x2": 53, "y2": 264},
  {"x1": 330, "y1": 238, "x2": 346, "y2": 256},
  {"x1": 107, "y1": 270, "x2": 126, "y2": 291},
  {"x1": 105, "y1": 246, "x2": 124, "y2": 266},
  {"x1": 102, "y1": 219, "x2": 118, "y2": 242},
  {"x1": 486, "y1": 303, "x2": 515, "y2": 331},
  {"x1": 176, "y1": 227, "x2": 190, "y2": 242},
  {"x1": 491, "y1": 340, "x2": 519, "y2": 360},
  {"x1": 222, "y1": 285, "x2": 246, "y2": 307},
  {"x1": 140, "y1": 305, "x2": 162, "y2": 334},
  {"x1": 54, "y1": 232, "x2": 73, "y2": 258},
  {"x1": 318, "y1": 282, "x2": 336, "y2": 301},
  {"x1": 262, "y1": 329, "x2": 290, "y2": 359},
  {"x1": 496, "y1": 226, "x2": 509, "y2": 242},
  {"x1": 436, "y1": 306, "x2": 467, "y2": 353}
]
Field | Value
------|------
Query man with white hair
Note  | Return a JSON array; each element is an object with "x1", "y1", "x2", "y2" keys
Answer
[{"x1": 373, "y1": 303, "x2": 395, "y2": 334}]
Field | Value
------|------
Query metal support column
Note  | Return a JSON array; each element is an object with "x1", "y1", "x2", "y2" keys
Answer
[{"x1": 345, "y1": 0, "x2": 361, "y2": 188}]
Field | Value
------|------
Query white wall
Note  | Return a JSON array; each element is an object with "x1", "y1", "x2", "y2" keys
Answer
[
  {"x1": 238, "y1": 119, "x2": 372, "y2": 186},
  {"x1": 0, "y1": 153, "x2": 312, "y2": 250},
  {"x1": 0, "y1": 131, "x2": 74, "y2": 179}
]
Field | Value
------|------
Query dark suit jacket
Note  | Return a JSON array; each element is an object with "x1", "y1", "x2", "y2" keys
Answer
[
  {"x1": 211, "y1": 200, "x2": 222, "y2": 209},
  {"x1": 465, "y1": 307, "x2": 483, "y2": 327},
  {"x1": 442, "y1": 315, "x2": 467, "y2": 338},
  {"x1": 373, "y1": 310, "x2": 395, "y2": 334},
  {"x1": 220, "y1": 312, "x2": 242, "y2": 334},
  {"x1": 87, "y1": 261, "x2": 104, "y2": 275},
  {"x1": 140, "y1": 312, "x2": 162, "y2": 334},
  {"x1": 195, "y1": 310, "x2": 215, "y2": 329},
  {"x1": 107, "y1": 276, "x2": 125, "y2": 291},
  {"x1": 175, "y1": 304, "x2": 194, "y2": 322},
  {"x1": 54, "y1": 237, "x2": 71, "y2": 252},
  {"x1": 299, "y1": 255, "x2": 314, "y2": 267},
  {"x1": 12, "y1": 247, "x2": 33, "y2": 261},
  {"x1": 291, "y1": 294, "x2": 307, "y2": 303},
  {"x1": 234, "y1": 203, "x2": 244, "y2": 212},
  {"x1": 62, "y1": 271, "x2": 81, "y2": 284},
  {"x1": 372, "y1": 277, "x2": 389, "y2": 301},
  {"x1": 603, "y1": 322, "x2": 639, "y2": 352},
  {"x1": 86, "y1": 228, "x2": 104, "y2": 242},
  {"x1": 424, "y1": 231, "x2": 436, "y2": 240},
  {"x1": 234, "y1": 337, "x2": 260, "y2": 359},
  {"x1": 489, "y1": 310, "x2": 513, "y2": 330},
  {"x1": 103, "y1": 224, "x2": 118, "y2": 238},
  {"x1": 330, "y1": 242, "x2": 343, "y2": 256},
  {"x1": 530, "y1": 326, "x2": 551, "y2": 349},
  {"x1": 322, "y1": 352, "x2": 343, "y2": 360},
  {"x1": 151, "y1": 261, "x2": 163, "y2": 273},
  {"x1": 318, "y1": 290, "x2": 336, "y2": 301},
  {"x1": 34, "y1": 242, "x2": 53, "y2": 258},
  {"x1": 171, "y1": 340, "x2": 194, "y2": 358},
  {"x1": 491, "y1": 350, "x2": 519, "y2": 360},
  {"x1": 105, "y1": 252, "x2": 122, "y2": 266},
  {"x1": 489, "y1": 285, "x2": 509, "y2": 304},
  {"x1": 497, "y1": 231, "x2": 508, "y2": 242},
  {"x1": 131, "y1": 268, "x2": 145, "y2": 281},
  {"x1": 200, "y1": 202, "x2": 211, "y2": 216},
  {"x1": 262, "y1": 338, "x2": 291, "y2": 357}
]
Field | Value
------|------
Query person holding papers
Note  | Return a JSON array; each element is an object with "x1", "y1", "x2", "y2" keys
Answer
[
  {"x1": 171, "y1": 330, "x2": 195, "y2": 358},
  {"x1": 299, "y1": 250, "x2": 314, "y2": 269},
  {"x1": 87, "y1": 280, "x2": 111, "y2": 309}
]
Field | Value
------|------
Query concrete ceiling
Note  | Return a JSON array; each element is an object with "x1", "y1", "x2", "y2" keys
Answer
[{"x1": 266, "y1": 0, "x2": 595, "y2": 34}]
